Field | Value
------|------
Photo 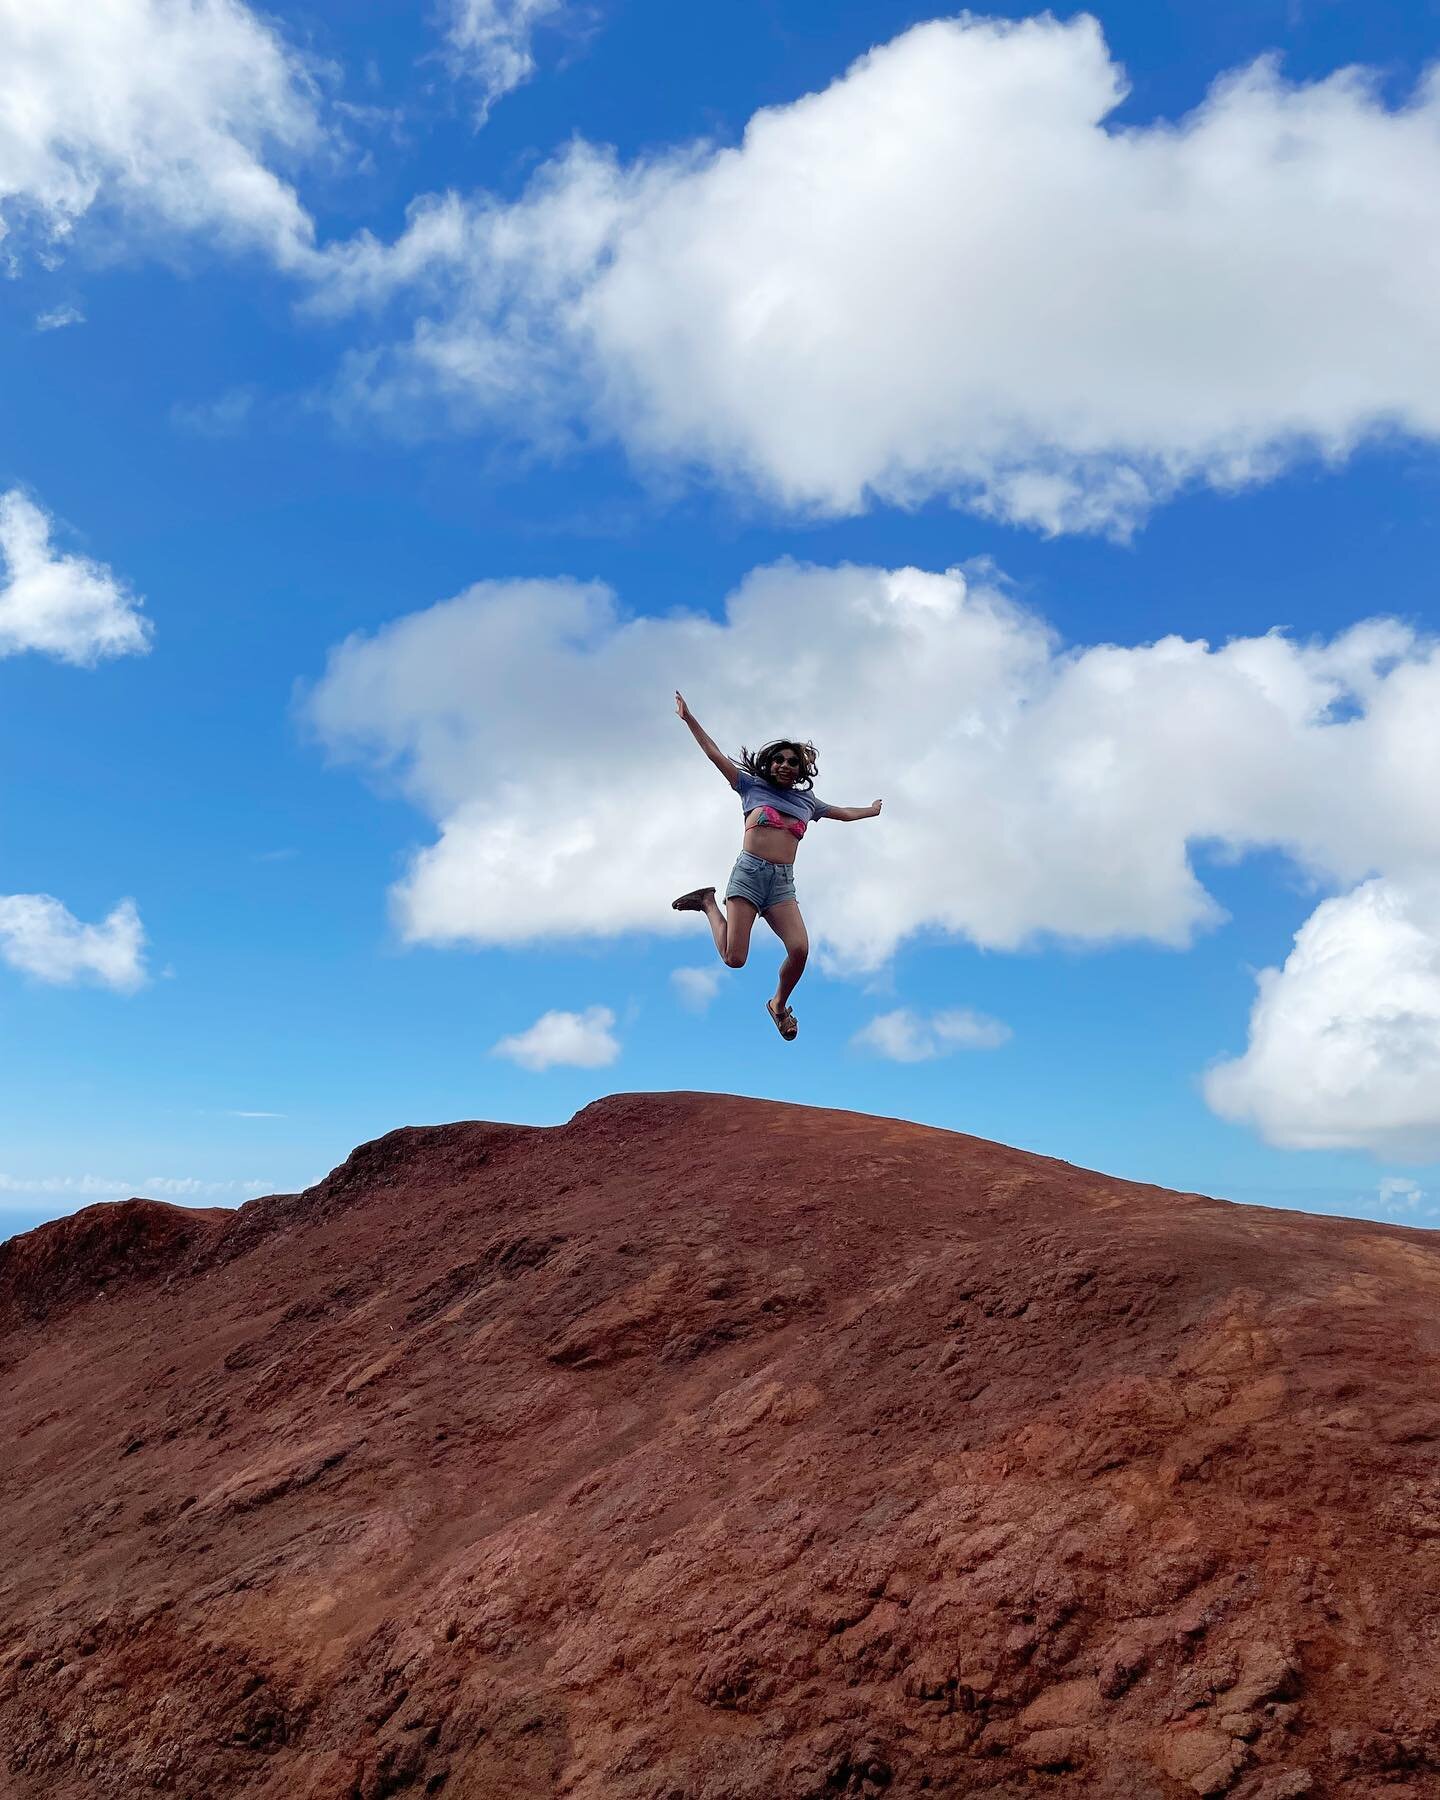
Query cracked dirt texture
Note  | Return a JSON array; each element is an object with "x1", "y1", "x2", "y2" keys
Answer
[{"x1": 3, "y1": 1091, "x2": 1440, "y2": 1797}]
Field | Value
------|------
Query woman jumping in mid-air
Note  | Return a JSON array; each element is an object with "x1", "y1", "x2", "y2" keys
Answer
[{"x1": 671, "y1": 691, "x2": 883, "y2": 1041}]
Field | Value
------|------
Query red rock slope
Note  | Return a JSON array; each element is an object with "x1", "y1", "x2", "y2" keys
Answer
[{"x1": 3, "y1": 1092, "x2": 1439, "y2": 1799}]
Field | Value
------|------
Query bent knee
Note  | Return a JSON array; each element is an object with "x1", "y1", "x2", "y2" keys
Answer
[{"x1": 723, "y1": 947, "x2": 749, "y2": 969}]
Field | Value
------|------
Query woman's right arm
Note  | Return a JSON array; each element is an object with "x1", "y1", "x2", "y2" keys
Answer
[{"x1": 675, "y1": 691, "x2": 740, "y2": 787}]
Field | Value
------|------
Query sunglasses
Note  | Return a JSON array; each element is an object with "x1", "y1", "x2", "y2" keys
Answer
[{"x1": 771, "y1": 755, "x2": 800, "y2": 767}]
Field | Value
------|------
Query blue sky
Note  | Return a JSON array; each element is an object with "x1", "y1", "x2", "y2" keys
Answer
[{"x1": 4, "y1": 0, "x2": 1440, "y2": 1237}]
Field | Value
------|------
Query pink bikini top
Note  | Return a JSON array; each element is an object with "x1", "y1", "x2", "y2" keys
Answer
[{"x1": 751, "y1": 805, "x2": 807, "y2": 840}]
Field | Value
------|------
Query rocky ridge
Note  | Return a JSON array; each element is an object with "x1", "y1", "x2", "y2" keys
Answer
[{"x1": 3, "y1": 1091, "x2": 1439, "y2": 1797}]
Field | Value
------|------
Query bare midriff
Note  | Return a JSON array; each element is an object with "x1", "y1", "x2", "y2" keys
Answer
[{"x1": 742, "y1": 808, "x2": 800, "y2": 866}]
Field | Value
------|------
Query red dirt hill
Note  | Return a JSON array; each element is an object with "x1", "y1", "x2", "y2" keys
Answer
[{"x1": 2, "y1": 1092, "x2": 1439, "y2": 1799}]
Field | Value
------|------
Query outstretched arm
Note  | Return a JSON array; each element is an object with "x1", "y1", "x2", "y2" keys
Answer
[
  {"x1": 675, "y1": 691, "x2": 740, "y2": 787},
  {"x1": 825, "y1": 800, "x2": 883, "y2": 822}
]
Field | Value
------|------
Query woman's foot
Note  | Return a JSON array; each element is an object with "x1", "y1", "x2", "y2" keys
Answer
[
  {"x1": 767, "y1": 997, "x2": 798, "y2": 1041},
  {"x1": 672, "y1": 887, "x2": 716, "y2": 912}
]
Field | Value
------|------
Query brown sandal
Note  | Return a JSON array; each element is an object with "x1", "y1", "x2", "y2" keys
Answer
[
  {"x1": 767, "y1": 998, "x2": 798, "y2": 1041},
  {"x1": 671, "y1": 887, "x2": 715, "y2": 912}
]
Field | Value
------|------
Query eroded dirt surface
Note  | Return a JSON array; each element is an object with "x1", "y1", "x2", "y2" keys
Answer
[{"x1": 3, "y1": 1092, "x2": 1439, "y2": 1797}]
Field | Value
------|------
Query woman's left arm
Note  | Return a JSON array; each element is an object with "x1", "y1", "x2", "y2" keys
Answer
[{"x1": 825, "y1": 800, "x2": 883, "y2": 823}]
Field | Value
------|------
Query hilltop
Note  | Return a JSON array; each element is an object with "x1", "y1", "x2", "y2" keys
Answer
[{"x1": 3, "y1": 1092, "x2": 1438, "y2": 1797}]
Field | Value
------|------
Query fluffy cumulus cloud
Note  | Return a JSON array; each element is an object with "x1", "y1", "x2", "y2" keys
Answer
[
  {"x1": 308, "y1": 558, "x2": 1440, "y2": 972},
  {"x1": 13, "y1": 7, "x2": 1440, "y2": 537},
  {"x1": 0, "y1": 491, "x2": 150, "y2": 665},
  {"x1": 320, "y1": 13, "x2": 1440, "y2": 533},
  {"x1": 0, "y1": 894, "x2": 147, "y2": 991},
  {"x1": 853, "y1": 1008, "x2": 1012, "y2": 1062},
  {"x1": 0, "y1": 0, "x2": 323, "y2": 268},
  {"x1": 1206, "y1": 880, "x2": 1440, "y2": 1159},
  {"x1": 444, "y1": 0, "x2": 571, "y2": 122},
  {"x1": 0, "y1": 495, "x2": 151, "y2": 1001},
  {"x1": 491, "y1": 1005, "x2": 620, "y2": 1070}
]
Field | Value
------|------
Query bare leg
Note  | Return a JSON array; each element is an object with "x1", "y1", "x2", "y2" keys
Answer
[
  {"x1": 675, "y1": 885, "x2": 759, "y2": 966},
  {"x1": 763, "y1": 900, "x2": 809, "y2": 1012},
  {"x1": 713, "y1": 895, "x2": 758, "y2": 967},
  {"x1": 701, "y1": 892, "x2": 728, "y2": 959}
]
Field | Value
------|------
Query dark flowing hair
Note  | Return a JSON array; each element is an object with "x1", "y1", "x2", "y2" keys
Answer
[{"x1": 737, "y1": 737, "x2": 820, "y2": 790}]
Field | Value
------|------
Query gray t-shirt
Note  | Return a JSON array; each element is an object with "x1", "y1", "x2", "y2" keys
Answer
[{"x1": 736, "y1": 769, "x2": 830, "y2": 826}]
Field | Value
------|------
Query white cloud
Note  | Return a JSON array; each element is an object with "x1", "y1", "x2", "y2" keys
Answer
[
  {"x1": 0, "y1": 1173, "x2": 133, "y2": 1199},
  {"x1": 10, "y1": 7, "x2": 1440, "y2": 545},
  {"x1": 0, "y1": 497, "x2": 151, "y2": 1004},
  {"x1": 0, "y1": 0, "x2": 323, "y2": 269},
  {"x1": 491, "y1": 1004, "x2": 620, "y2": 1070},
  {"x1": 34, "y1": 302, "x2": 83, "y2": 330},
  {"x1": 1369, "y1": 1176, "x2": 1438, "y2": 1222},
  {"x1": 0, "y1": 894, "x2": 147, "y2": 991},
  {"x1": 671, "y1": 965, "x2": 721, "y2": 1013},
  {"x1": 853, "y1": 1007, "x2": 1012, "y2": 1062},
  {"x1": 318, "y1": 14, "x2": 1440, "y2": 534},
  {"x1": 443, "y1": 0, "x2": 571, "y2": 122},
  {"x1": 143, "y1": 1174, "x2": 269, "y2": 1197},
  {"x1": 0, "y1": 1171, "x2": 268, "y2": 1206},
  {"x1": 307, "y1": 558, "x2": 1440, "y2": 973},
  {"x1": 1205, "y1": 880, "x2": 1440, "y2": 1159},
  {"x1": 0, "y1": 490, "x2": 150, "y2": 664}
]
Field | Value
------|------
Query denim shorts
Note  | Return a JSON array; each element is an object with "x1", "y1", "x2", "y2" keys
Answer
[{"x1": 725, "y1": 850, "x2": 797, "y2": 913}]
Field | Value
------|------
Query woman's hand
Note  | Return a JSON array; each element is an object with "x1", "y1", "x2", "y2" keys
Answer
[
  {"x1": 675, "y1": 690, "x2": 691, "y2": 722},
  {"x1": 871, "y1": 799, "x2": 884, "y2": 817}
]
